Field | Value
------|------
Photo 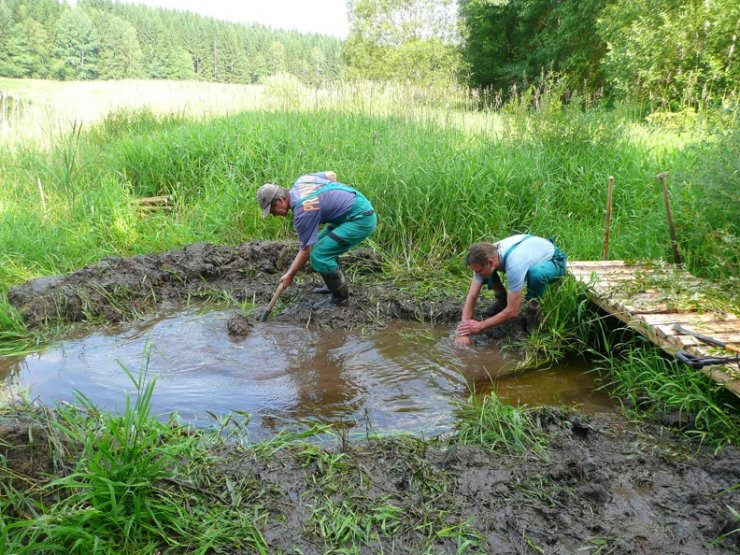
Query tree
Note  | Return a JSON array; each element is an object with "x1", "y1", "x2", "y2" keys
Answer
[
  {"x1": 52, "y1": 7, "x2": 100, "y2": 79},
  {"x1": 598, "y1": 0, "x2": 740, "y2": 105},
  {"x1": 91, "y1": 10, "x2": 142, "y2": 79},
  {"x1": 458, "y1": 0, "x2": 609, "y2": 94},
  {"x1": 266, "y1": 40, "x2": 286, "y2": 75},
  {"x1": 344, "y1": 0, "x2": 462, "y2": 85},
  {"x1": 6, "y1": 17, "x2": 50, "y2": 77}
]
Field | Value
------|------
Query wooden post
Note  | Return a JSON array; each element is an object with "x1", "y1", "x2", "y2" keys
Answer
[
  {"x1": 656, "y1": 171, "x2": 681, "y2": 264},
  {"x1": 602, "y1": 175, "x2": 614, "y2": 260}
]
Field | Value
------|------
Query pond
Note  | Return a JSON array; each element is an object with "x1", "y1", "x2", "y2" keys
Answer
[{"x1": 0, "y1": 308, "x2": 615, "y2": 440}]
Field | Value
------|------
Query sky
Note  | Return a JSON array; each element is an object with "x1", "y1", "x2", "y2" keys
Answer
[{"x1": 65, "y1": 0, "x2": 351, "y2": 39}]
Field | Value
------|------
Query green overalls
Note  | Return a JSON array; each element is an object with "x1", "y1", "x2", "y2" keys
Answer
[{"x1": 295, "y1": 183, "x2": 377, "y2": 274}]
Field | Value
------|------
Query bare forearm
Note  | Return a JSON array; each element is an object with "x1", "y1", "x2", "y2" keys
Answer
[
  {"x1": 287, "y1": 247, "x2": 310, "y2": 277},
  {"x1": 478, "y1": 307, "x2": 518, "y2": 331}
]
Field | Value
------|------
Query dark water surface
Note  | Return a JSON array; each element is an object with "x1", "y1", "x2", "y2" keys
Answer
[{"x1": 0, "y1": 309, "x2": 615, "y2": 439}]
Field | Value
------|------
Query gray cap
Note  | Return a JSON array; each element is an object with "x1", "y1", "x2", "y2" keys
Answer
[{"x1": 256, "y1": 183, "x2": 280, "y2": 218}]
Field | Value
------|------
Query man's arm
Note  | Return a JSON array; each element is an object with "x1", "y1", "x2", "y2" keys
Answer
[
  {"x1": 456, "y1": 279, "x2": 483, "y2": 345},
  {"x1": 280, "y1": 246, "x2": 311, "y2": 288},
  {"x1": 461, "y1": 278, "x2": 483, "y2": 321},
  {"x1": 457, "y1": 289, "x2": 522, "y2": 337}
]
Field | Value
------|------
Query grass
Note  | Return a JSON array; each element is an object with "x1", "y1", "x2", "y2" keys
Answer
[
  {"x1": 0, "y1": 78, "x2": 738, "y2": 454},
  {"x1": 452, "y1": 392, "x2": 549, "y2": 456},
  {"x1": 0, "y1": 360, "x2": 270, "y2": 554},
  {"x1": 592, "y1": 337, "x2": 740, "y2": 449}
]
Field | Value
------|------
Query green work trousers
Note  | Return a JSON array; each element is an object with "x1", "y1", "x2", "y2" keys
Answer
[{"x1": 309, "y1": 195, "x2": 377, "y2": 274}]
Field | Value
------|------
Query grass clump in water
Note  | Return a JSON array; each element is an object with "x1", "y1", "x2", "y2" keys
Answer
[
  {"x1": 0, "y1": 358, "x2": 269, "y2": 554},
  {"x1": 452, "y1": 393, "x2": 549, "y2": 456}
]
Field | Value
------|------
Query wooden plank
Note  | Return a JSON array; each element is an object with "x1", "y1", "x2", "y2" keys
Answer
[
  {"x1": 568, "y1": 260, "x2": 629, "y2": 268},
  {"x1": 568, "y1": 262, "x2": 739, "y2": 395},
  {"x1": 673, "y1": 330, "x2": 740, "y2": 345},
  {"x1": 639, "y1": 313, "x2": 738, "y2": 326}
]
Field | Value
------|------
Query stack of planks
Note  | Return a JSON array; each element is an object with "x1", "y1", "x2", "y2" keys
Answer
[
  {"x1": 568, "y1": 260, "x2": 739, "y2": 396},
  {"x1": 130, "y1": 195, "x2": 174, "y2": 213}
]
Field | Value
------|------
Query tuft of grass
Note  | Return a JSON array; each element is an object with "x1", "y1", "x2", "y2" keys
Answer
[
  {"x1": 592, "y1": 339, "x2": 740, "y2": 449},
  {"x1": 0, "y1": 356, "x2": 270, "y2": 554},
  {"x1": 452, "y1": 393, "x2": 549, "y2": 456}
]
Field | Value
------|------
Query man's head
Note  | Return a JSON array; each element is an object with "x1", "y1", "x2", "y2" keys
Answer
[
  {"x1": 257, "y1": 184, "x2": 290, "y2": 218},
  {"x1": 466, "y1": 242, "x2": 499, "y2": 278}
]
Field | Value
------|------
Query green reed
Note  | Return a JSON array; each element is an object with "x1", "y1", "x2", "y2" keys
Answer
[
  {"x1": 591, "y1": 339, "x2": 740, "y2": 449},
  {"x1": 0, "y1": 358, "x2": 269, "y2": 554}
]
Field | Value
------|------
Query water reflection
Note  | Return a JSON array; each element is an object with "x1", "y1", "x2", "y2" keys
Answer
[{"x1": 0, "y1": 309, "x2": 615, "y2": 439}]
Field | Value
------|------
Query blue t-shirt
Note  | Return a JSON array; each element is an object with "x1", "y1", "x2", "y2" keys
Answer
[
  {"x1": 290, "y1": 173, "x2": 356, "y2": 248},
  {"x1": 473, "y1": 234, "x2": 555, "y2": 292}
]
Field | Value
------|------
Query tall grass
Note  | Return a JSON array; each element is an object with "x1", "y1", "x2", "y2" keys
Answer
[
  {"x1": 0, "y1": 358, "x2": 269, "y2": 554},
  {"x1": 3, "y1": 79, "x2": 734, "y2": 285},
  {"x1": 592, "y1": 338, "x2": 740, "y2": 449}
]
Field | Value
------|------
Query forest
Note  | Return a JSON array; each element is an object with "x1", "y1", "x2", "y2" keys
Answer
[
  {"x1": 1, "y1": 0, "x2": 738, "y2": 105},
  {"x1": 0, "y1": 0, "x2": 343, "y2": 84}
]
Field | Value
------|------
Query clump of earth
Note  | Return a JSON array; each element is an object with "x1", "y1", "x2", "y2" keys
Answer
[{"x1": 4, "y1": 241, "x2": 740, "y2": 553}]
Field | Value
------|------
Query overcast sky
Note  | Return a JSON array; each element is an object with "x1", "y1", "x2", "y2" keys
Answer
[{"x1": 65, "y1": 0, "x2": 350, "y2": 39}]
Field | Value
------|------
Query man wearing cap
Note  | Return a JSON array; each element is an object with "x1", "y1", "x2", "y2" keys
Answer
[
  {"x1": 455, "y1": 235, "x2": 567, "y2": 346},
  {"x1": 257, "y1": 171, "x2": 377, "y2": 309}
]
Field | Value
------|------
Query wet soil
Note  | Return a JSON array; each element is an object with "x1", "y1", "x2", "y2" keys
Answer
[
  {"x1": 2, "y1": 410, "x2": 738, "y2": 553},
  {"x1": 4, "y1": 241, "x2": 740, "y2": 553},
  {"x1": 7, "y1": 239, "x2": 524, "y2": 339}
]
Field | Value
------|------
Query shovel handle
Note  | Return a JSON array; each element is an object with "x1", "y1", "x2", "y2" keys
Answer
[
  {"x1": 266, "y1": 282, "x2": 285, "y2": 312},
  {"x1": 259, "y1": 282, "x2": 285, "y2": 322}
]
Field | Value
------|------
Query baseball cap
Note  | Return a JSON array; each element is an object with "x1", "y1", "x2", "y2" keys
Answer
[{"x1": 256, "y1": 183, "x2": 280, "y2": 218}]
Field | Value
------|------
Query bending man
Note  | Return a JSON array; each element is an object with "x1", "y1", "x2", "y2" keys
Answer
[
  {"x1": 456, "y1": 234, "x2": 566, "y2": 345},
  {"x1": 257, "y1": 171, "x2": 377, "y2": 310}
]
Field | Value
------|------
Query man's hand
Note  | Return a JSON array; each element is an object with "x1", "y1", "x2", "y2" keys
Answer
[
  {"x1": 457, "y1": 319, "x2": 484, "y2": 337},
  {"x1": 455, "y1": 334, "x2": 473, "y2": 347},
  {"x1": 279, "y1": 272, "x2": 294, "y2": 289}
]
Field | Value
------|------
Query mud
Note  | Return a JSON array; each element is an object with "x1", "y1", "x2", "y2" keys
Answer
[
  {"x1": 4, "y1": 242, "x2": 740, "y2": 552},
  {"x1": 7, "y1": 240, "x2": 524, "y2": 339},
  {"x1": 2, "y1": 410, "x2": 738, "y2": 553}
]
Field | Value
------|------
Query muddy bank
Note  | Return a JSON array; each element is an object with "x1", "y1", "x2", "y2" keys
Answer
[
  {"x1": 7, "y1": 240, "x2": 524, "y2": 339},
  {"x1": 2, "y1": 408, "x2": 738, "y2": 553}
]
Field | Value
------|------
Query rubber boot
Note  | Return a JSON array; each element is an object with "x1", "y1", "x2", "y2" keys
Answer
[
  {"x1": 312, "y1": 270, "x2": 350, "y2": 310},
  {"x1": 312, "y1": 261, "x2": 341, "y2": 294}
]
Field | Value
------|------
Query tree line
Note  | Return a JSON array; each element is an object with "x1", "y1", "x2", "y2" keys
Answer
[
  {"x1": 0, "y1": 0, "x2": 343, "y2": 83},
  {"x1": 458, "y1": 0, "x2": 739, "y2": 106},
  {"x1": 1, "y1": 0, "x2": 738, "y2": 106}
]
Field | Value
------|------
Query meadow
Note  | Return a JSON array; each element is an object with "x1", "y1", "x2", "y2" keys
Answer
[
  {"x1": 0, "y1": 76, "x2": 739, "y2": 553},
  {"x1": 0, "y1": 76, "x2": 738, "y2": 400}
]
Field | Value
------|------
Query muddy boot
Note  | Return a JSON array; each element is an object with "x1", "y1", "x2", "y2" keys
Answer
[
  {"x1": 523, "y1": 301, "x2": 542, "y2": 334},
  {"x1": 312, "y1": 270, "x2": 350, "y2": 310},
  {"x1": 312, "y1": 261, "x2": 341, "y2": 294}
]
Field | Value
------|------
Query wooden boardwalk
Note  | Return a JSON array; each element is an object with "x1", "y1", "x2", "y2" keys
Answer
[{"x1": 568, "y1": 261, "x2": 740, "y2": 395}]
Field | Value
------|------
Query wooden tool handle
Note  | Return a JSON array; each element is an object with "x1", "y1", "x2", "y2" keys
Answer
[{"x1": 266, "y1": 283, "x2": 285, "y2": 312}]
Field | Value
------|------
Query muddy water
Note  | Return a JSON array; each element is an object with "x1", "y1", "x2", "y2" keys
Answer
[{"x1": 0, "y1": 309, "x2": 614, "y2": 440}]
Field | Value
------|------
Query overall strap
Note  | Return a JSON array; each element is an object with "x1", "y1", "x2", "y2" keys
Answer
[
  {"x1": 484, "y1": 234, "x2": 533, "y2": 289},
  {"x1": 499, "y1": 235, "x2": 533, "y2": 271},
  {"x1": 293, "y1": 182, "x2": 357, "y2": 207}
]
